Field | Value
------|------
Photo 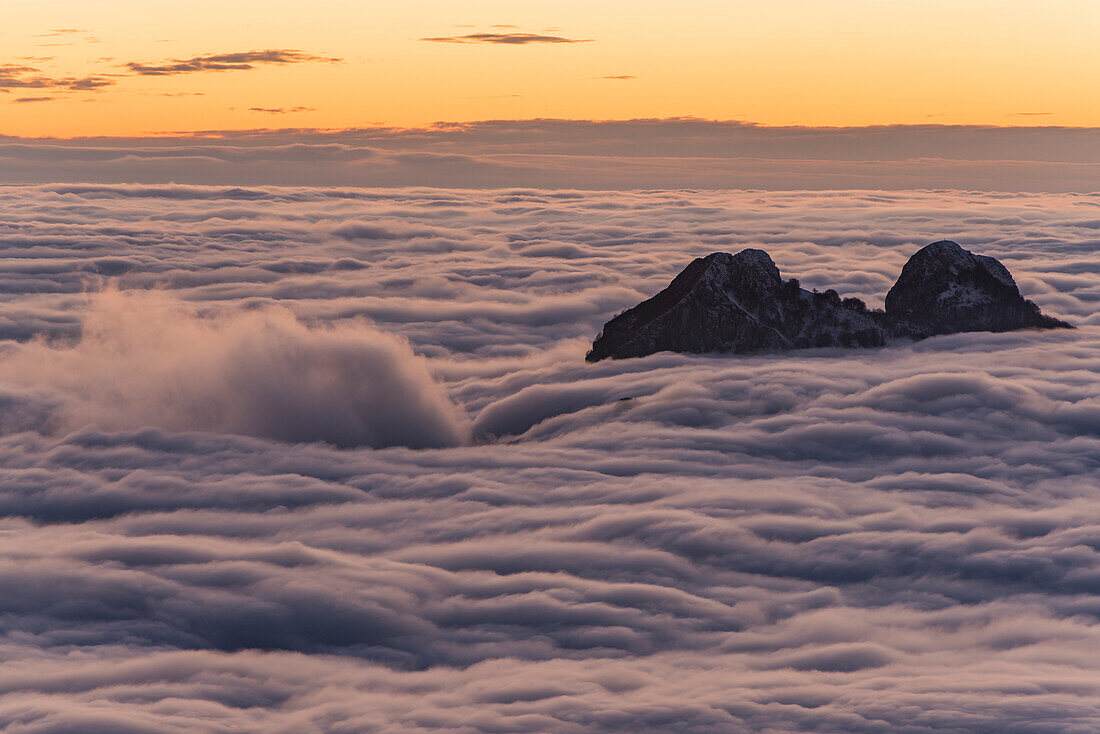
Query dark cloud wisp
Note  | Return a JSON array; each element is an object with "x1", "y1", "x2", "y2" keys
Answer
[
  {"x1": 249, "y1": 106, "x2": 317, "y2": 114},
  {"x1": 123, "y1": 49, "x2": 341, "y2": 76},
  {"x1": 33, "y1": 28, "x2": 89, "y2": 37},
  {"x1": 421, "y1": 32, "x2": 592, "y2": 45},
  {"x1": 0, "y1": 63, "x2": 114, "y2": 93}
]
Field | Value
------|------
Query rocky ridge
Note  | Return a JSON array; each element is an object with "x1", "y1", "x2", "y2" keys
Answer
[{"x1": 587, "y1": 241, "x2": 1070, "y2": 362}]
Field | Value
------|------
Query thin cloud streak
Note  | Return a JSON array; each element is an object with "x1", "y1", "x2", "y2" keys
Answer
[
  {"x1": 249, "y1": 106, "x2": 317, "y2": 114},
  {"x1": 123, "y1": 49, "x2": 341, "y2": 76},
  {"x1": 32, "y1": 28, "x2": 89, "y2": 37},
  {"x1": 0, "y1": 64, "x2": 113, "y2": 92},
  {"x1": 421, "y1": 32, "x2": 592, "y2": 45},
  {"x1": 0, "y1": 45, "x2": 338, "y2": 101}
]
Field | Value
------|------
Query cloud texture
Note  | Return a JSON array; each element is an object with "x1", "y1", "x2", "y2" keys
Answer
[{"x1": 0, "y1": 185, "x2": 1098, "y2": 731}]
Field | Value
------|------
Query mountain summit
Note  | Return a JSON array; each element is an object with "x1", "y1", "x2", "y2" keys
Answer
[
  {"x1": 884, "y1": 240, "x2": 1068, "y2": 336},
  {"x1": 587, "y1": 241, "x2": 1070, "y2": 361}
]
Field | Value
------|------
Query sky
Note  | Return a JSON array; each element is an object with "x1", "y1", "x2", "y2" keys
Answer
[{"x1": 3, "y1": 0, "x2": 1100, "y2": 137}]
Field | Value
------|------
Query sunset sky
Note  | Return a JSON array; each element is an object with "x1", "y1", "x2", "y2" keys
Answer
[{"x1": 3, "y1": 0, "x2": 1099, "y2": 137}]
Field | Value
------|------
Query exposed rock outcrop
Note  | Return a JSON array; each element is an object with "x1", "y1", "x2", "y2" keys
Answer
[
  {"x1": 587, "y1": 249, "x2": 887, "y2": 361},
  {"x1": 885, "y1": 240, "x2": 1069, "y2": 336},
  {"x1": 586, "y1": 241, "x2": 1070, "y2": 362}
]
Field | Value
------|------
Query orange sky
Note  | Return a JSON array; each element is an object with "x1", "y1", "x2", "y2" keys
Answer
[{"x1": 2, "y1": 0, "x2": 1098, "y2": 137}]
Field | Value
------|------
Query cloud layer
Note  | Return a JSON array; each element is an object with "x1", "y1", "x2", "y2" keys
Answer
[
  {"x1": 0, "y1": 185, "x2": 1097, "y2": 731},
  {"x1": 3, "y1": 120, "x2": 1100, "y2": 190}
]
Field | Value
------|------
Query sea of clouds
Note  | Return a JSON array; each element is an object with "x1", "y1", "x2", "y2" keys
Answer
[{"x1": 0, "y1": 184, "x2": 1098, "y2": 732}]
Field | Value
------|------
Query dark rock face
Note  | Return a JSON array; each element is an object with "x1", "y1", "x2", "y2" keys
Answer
[
  {"x1": 587, "y1": 241, "x2": 1069, "y2": 362},
  {"x1": 586, "y1": 249, "x2": 888, "y2": 362},
  {"x1": 885, "y1": 240, "x2": 1070, "y2": 336}
]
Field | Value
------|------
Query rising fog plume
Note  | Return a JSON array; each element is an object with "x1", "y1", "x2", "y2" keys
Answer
[{"x1": 0, "y1": 289, "x2": 469, "y2": 448}]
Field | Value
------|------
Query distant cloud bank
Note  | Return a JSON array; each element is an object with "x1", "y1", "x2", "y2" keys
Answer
[{"x1": 1, "y1": 119, "x2": 1098, "y2": 191}]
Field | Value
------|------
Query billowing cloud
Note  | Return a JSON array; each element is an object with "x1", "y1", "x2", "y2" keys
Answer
[
  {"x1": 123, "y1": 49, "x2": 341, "y2": 76},
  {"x1": 421, "y1": 32, "x2": 592, "y2": 44},
  {"x1": 0, "y1": 184, "x2": 1097, "y2": 731},
  {"x1": 0, "y1": 290, "x2": 469, "y2": 448}
]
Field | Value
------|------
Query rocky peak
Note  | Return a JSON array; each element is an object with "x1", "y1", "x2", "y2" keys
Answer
[
  {"x1": 885, "y1": 240, "x2": 1067, "y2": 336},
  {"x1": 587, "y1": 241, "x2": 1070, "y2": 361},
  {"x1": 672, "y1": 250, "x2": 782, "y2": 296},
  {"x1": 586, "y1": 248, "x2": 887, "y2": 362},
  {"x1": 720, "y1": 248, "x2": 783, "y2": 282}
]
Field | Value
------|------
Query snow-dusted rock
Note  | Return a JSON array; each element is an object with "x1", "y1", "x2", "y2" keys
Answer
[
  {"x1": 587, "y1": 242, "x2": 1069, "y2": 361},
  {"x1": 586, "y1": 249, "x2": 887, "y2": 362},
  {"x1": 885, "y1": 240, "x2": 1070, "y2": 336}
]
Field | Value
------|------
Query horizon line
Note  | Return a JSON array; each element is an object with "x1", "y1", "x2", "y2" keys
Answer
[{"x1": 4, "y1": 117, "x2": 1100, "y2": 141}]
